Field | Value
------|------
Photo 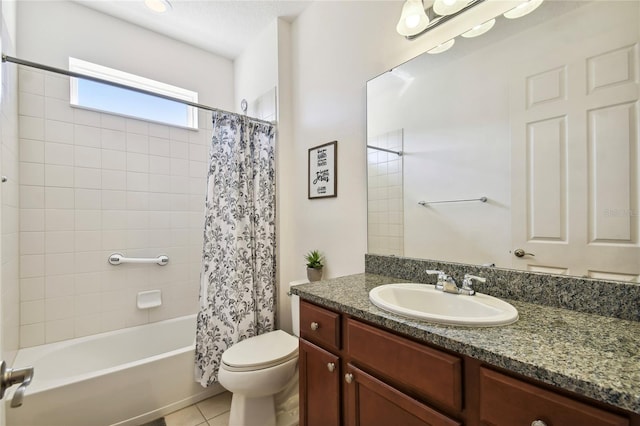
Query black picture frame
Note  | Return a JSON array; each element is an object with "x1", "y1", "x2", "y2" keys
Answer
[{"x1": 308, "y1": 141, "x2": 337, "y2": 199}]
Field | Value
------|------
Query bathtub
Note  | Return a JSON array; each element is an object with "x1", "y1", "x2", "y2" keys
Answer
[{"x1": 5, "y1": 314, "x2": 223, "y2": 426}]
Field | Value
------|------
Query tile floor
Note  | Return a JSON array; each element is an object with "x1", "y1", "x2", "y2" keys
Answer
[{"x1": 164, "y1": 391, "x2": 232, "y2": 426}]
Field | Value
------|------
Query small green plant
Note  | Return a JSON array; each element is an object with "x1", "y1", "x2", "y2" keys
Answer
[{"x1": 304, "y1": 250, "x2": 324, "y2": 269}]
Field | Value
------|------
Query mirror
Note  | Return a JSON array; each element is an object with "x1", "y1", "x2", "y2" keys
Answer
[{"x1": 367, "y1": 1, "x2": 639, "y2": 282}]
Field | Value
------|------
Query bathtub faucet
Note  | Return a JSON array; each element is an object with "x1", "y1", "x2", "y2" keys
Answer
[{"x1": 0, "y1": 360, "x2": 34, "y2": 408}]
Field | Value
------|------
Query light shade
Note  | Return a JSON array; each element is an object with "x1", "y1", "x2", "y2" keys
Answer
[
  {"x1": 428, "y1": 39, "x2": 455, "y2": 54},
  {"x1": 396, "y1": 0, "x2": 430, "y2": 37},
  {"x1": 433, "y1": 0, "x2": 471, "y2": 16},
  {"x1": 461, "y1": 18, "x2": 496, "y2": 38},
  {"x1": 503, "y1": 0, "x2": 544, "y2": 19},
  {"x1": 144, "y1": 0, "x2": 172, "y2": 13}
]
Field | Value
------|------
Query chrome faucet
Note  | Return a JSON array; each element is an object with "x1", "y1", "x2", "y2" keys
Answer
[
  {"x1": 426, "y1": 270, "x2": 486, "y2": 296},
  {"x1": 1, "y1": 360, "x2": 34, "y2": 408}
]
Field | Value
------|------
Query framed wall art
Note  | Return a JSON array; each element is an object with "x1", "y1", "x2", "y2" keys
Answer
[{"x1": 308, "y1": 141, "x2": 337, "y2": 199}]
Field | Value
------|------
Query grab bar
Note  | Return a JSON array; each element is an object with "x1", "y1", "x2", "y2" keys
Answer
[
  {"x1": 366, "y1": 145, "x2": 403, "y2": 156},
  {"x1": 108, "y1": 253, "x2": 169, "y2": 266},
  {"x1": 419, "y1": 196, "x2": 487, "y2": 206}
]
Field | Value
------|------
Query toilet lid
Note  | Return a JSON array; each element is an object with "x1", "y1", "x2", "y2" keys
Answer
[{"x1": 221, "y1": 330, "x2": 298, "y2": 371}]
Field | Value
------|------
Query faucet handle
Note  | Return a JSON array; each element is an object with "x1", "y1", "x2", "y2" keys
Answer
[
  {"x1": 463, "y1": 274, "x2": 486, "y2": 288},
  {"x1": 426, "y1": 270, "x2": 448, "y2": 280}
]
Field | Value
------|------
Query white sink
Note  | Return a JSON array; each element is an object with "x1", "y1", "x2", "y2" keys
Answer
[{"x1": 369, "y1": 283, "x2": 518, "y2": 326}]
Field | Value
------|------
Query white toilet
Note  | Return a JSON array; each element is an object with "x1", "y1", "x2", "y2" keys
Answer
[{"x1": 218, "y1": 280, "x2": 307, "y2": 426}]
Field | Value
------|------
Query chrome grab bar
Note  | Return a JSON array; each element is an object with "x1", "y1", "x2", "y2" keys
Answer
[
  {"x1": 419, "y1": 196, "x2": 487, "y2": 206},
  {"x1": 108, "y1": 253, "x2": 169, "y2": 266}
]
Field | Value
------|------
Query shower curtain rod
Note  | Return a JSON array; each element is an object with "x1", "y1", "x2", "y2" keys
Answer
[{"x1": 1, "y1": 54, "x2": 275, "y2": 126}]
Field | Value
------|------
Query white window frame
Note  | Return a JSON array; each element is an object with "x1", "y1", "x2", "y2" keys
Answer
[{"x1": 69, "y1": 57, "x2": 198, "y2": 129}]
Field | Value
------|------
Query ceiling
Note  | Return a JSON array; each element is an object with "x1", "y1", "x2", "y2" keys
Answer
[{"x1": 75, "y1": 0, "x2": 312, "y2": 59}]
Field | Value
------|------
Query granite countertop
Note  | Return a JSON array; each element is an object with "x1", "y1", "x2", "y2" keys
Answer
[{"x1": 291, "y1": 273, "x2": 640, "y2": 415}]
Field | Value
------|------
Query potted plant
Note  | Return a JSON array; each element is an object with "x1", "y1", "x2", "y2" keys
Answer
[{"x1": 304, "y1": 250, "x2": 324, "y2": 282}]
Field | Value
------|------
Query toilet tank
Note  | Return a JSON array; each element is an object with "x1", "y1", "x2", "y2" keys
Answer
[{"x1": 288, "y1": 279, "x2": 308, "y2": 337}]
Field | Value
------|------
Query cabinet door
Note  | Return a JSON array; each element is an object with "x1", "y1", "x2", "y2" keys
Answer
[
  {"x1": 299, "y1": 339, "x2": 341, "y2": 426},
  {"x1": 344, "y1": 364, "x2": 462, "y2": 426}
]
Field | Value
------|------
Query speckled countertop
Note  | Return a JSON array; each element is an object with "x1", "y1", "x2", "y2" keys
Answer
[{"x1": 291, "y1": 273, "x2": 640, "y2": 415}]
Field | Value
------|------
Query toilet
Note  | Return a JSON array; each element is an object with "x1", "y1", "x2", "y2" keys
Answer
[{"x1": 218, "y1": 280, "x2": 307, "y2": 426}]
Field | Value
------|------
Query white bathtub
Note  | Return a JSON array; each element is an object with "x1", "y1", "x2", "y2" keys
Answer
[{"x1": 6, "y1": 314, "x2": 223, "y2": 426}]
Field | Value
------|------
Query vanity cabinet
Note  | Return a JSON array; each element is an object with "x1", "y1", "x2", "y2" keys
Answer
[{"x1": 299, "y1": 299, "x2": 638, "y2": 426}]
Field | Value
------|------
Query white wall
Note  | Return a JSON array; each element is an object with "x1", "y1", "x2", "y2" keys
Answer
[{"x1": 15, "y1": 1, "x2": 234, "y2": 347}]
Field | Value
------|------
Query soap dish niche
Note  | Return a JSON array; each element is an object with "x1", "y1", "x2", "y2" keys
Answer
[{"x1": 137, "y1": 290, "x2": 162, "y2": 309}]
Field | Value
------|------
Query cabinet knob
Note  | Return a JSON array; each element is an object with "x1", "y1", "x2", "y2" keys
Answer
[
  {"x1": 327, "y1": 362, "x2": 335, "y2": 372},
  {"x1": 310, "y1": 322, "x2": 319, "y2": 331},
  {"x1": 345, "y1": 373, "x2": 354, "y2": 384},
  {"x1": 531, "y1": 421, "x2": 547, "y2": 426}
]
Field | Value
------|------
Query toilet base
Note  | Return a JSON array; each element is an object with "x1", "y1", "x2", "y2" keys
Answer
[{"x1": 229, "y1": 394, "x2": 276, "y2": 426}]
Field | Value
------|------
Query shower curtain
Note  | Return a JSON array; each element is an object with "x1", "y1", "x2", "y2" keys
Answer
[{"x1": 195, "y1": 111, "x2": 276, "y2": 387}]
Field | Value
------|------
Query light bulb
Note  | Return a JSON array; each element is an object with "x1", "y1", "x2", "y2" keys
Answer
[
  {"x1": 145, "y1": 0, "x2": 172, "y2": 13},
  {"x1": 396, "y1": 0, "x2": 430, "y2": 36},
  {"x1": 433, "y1": 0, "x2": 470, "y2": 16}
]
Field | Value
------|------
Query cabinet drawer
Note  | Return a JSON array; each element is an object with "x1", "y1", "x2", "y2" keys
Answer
[
  {"x1": 479, "y1": 367, "x2": 629, "y2": 426},
  {"x1": 300, "y1": 300, "x2": 341, "y2": 351},
  {"x1": 346, "y1": 319, "x2": 462, "y2": 412}
]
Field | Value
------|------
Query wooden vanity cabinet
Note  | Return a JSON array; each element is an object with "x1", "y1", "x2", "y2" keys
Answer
[{"x1": 298, "y1": 300, "x2": 637, "y2": 426}]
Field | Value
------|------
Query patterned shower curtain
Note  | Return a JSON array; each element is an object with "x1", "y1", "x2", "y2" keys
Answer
[{"x1": 195, "y1": 111, "x2": 276, "y2": 387}]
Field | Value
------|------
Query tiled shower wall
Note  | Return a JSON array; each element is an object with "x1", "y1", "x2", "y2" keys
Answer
[
  {"x1": 17, "y1": 66, "x2": 211, "y2": 347},
  {"x1": 367, "y1": 129, "x2": 404, "y2": 256}
]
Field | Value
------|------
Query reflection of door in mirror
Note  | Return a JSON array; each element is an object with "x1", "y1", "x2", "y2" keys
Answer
[
  {"x1": 367, "y1": 130, "x2": 404, "y2": 256},
  {"x1": 509, "y1": 1, "x2": 639, "y2": 280}
]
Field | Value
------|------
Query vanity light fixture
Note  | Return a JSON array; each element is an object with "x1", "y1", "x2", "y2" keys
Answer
[
  {"x1": 396, "y1": 0, "x2": 430, "y2": 37},
  {"x1": 461, "y1": 18, "x2": 496, "y2": 38},
  {"x1": 144, "y1": 0, "x2": 172, "y2": 13},
  {"x1": 503, "y1": 0, "x2": 544, "y2": 19}
]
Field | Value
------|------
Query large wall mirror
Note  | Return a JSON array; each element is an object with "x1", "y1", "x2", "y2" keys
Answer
[{"x1": 367, "y1": 1, "x2": 639, "y2": 282}]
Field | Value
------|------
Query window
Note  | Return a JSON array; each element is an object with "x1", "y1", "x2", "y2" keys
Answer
[{"x1": 69, "y1": 57, "x2": 198, "y2": 129}]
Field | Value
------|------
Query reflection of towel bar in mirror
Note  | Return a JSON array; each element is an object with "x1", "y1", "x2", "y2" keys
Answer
[
  {"x1": 419, "y1": 197, "x2": 487, "y2": 206},
  {"x1": 367, "y1": 145, "x2": 403, "y2": 156}
]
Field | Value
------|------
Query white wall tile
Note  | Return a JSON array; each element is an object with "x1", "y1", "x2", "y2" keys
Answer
[
  {"x1": 101, "y1": 230, "x2": 127, "y2": 250},
  {"x1": 127, "y1": 171, "x2": 148, "y2": 191},
  {"x1": 45, "y1": 187, "x2": 75, "y2": 209},
  {"x1": 20, "y1": 185, "x2": 45, "y2": 208},
  {"x1": 101, "y1": 310, "x2": 126, "y2": 332},
  {"x1": 45, "y1": 231, "x2": 75, "y2": 253},
  {"x1": 149, "y1": 174, "x2": 171, "y2": 193},
  {"x1": 45, "y1": 275, "x2": 75, "y2": 298},
  {"x1": 20, "y1": 254, "x2": 45, "y2": 278},
  {"x1": 20, "y1": 323, "x2": 45, "y2": 347},
  {"x1": 149, "y1": 155, "x2": 170, "y2": 174},
  {"x1": 126, "y1": 152, "x2": 148, "y2": 173},
  {"x1": 127, "y1": 133, "x2": 149, "y2": 154},
  {"x1": 45, "y1": 98, "x2": 74, "y2": 123},
  {"x1": 74, "y1": 314, "x2": 102, "y2": 337},
  {"x1": 45, "y1": 296, "x2": 75, "y2": 320},
  {"x1": 170, "y1": 176, "x2": 188, "y2": 193},
  {"x1": 101, "y1": 149, "x2": 126, "y2": 170},
  {"x1": 46, "y1": 319, "x2": 74, "y2": 343},
  {"x1": 45, "y1": 209, "x2": 75, "y2": 231},
  {"x1": 149, "y1": 123, "x2": 170, "y2": 138},
  {"x1": 189, "y1": 160, "x2": 206, "y2": 178},
  {"x1": 74, "y1": 251, "x2": 104, "y2": 274},
  {"x1": 20, "y1": 300, "x2": 44, "y2": 324},
  {"x1": 20, "y1": 231, "x2": 44, "y2": 255},
  {"x1": 44, "y1": 75, "x2": 70, "y2": 101},
  {"x1": 45, "y1": 253, "x2": 75, "y2": 276},
  {"x1": 74, "y1": 124, "x2": 101, "y2": 148},
  {"x1": 20, "y1": 162, "x2": 44, "y2": 185},
  {"x1": 170, "y1": 127, "x2": 189, "y2": 142},
  {"x1": 102, "y1": 210, "x2": 127, "y2": 230},
  {"x1": 21, "y1": 209, "x2": 45, "y2": 232},
  {"x1": 75, "y1": 189, "x2": 101, "y2": 210},
  {"x1": 74, "y1": 108, "x2": 101, "y2": 127},
  {"x1": 101, "y1": 170, "x2": 127, "y2": 191},
  {"x1": 45, "y1": 164, "x2": 74, "y2": 187},
  {"x1": 21, "y1": 139, "x2": 45, "y2": 163},
  {"x1": 101, "y1": 128, "x2": 126, "y2": 150},
  {"x1": 75, "y1": 231, "x2": 102, "y2": 252},
  {"x1": 149, "y1": 137, "x2": 170, "y2": 157},
  {"x1": 101, "y1": 114, "x2": 126, "y2": 131},
  {"x1": 75, "y1": 293, "x2": 102, "y2": 316},
  {"x1": 75, "y1": 210, "x2": 101, "y2": 230},
  {"x1": 44, "y1": 142, "x2": 74, "y2": 166},
  {"x1": 46, "y1": 120, "x2": 74, "y2": 144},
  {"x1": 74, "y1": 272, "x2": 102, "y2": 294},
  {"x1": 102, "y1": 190, "x2": 127, "y2": 210},
  {"x1": 74, "y1": 167, "x2": 101, "y2": 189},
  {"x1": 74, "y1": 146, "x2": 101, "y2": 168},
  {"x1": 19, "y1": 68, "x2": 45, "y2": 95},
  {"x1": 126, "y1": 119, "x2": 148, "y2": 136},
  {"x1": 20, "y1": 116, "x2": 45, "y2": 140},
  {"x1": 20, "y1": 277, "x2": 45, "y2": 301},
  {"x1": 170, "y1": 140, "x2": 189, "y2": 159},
  {"x1": 126, "y1": 192, "x2": 149, "y2": 210},
  {"x1": 19, "y1": 92, "x2": 45, "y2": 118}
]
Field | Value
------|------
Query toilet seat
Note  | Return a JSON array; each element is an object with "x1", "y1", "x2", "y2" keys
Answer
[{"x1": 221, "y1": 330, "x2": 298, "y2": 372}]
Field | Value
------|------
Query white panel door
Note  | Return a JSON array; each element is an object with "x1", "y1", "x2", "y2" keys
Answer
[{"x1": 510, "y1": 3, "x2": 640, "y2": 280}]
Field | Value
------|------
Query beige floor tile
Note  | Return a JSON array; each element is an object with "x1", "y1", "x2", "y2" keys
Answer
[
  {"x1": 208, "y1": 411, "x2": 230, "y2": 426},
  {"x1": 165, "y1": 405, "x2": 206, "y2": 426},
  {"x1": 197, "y1": 391, "x2": 232, "y2": 420}
]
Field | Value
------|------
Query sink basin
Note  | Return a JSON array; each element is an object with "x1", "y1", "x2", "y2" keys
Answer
[{"x1": 369, "y1": 283, "x2": 518, "y2": 326}]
